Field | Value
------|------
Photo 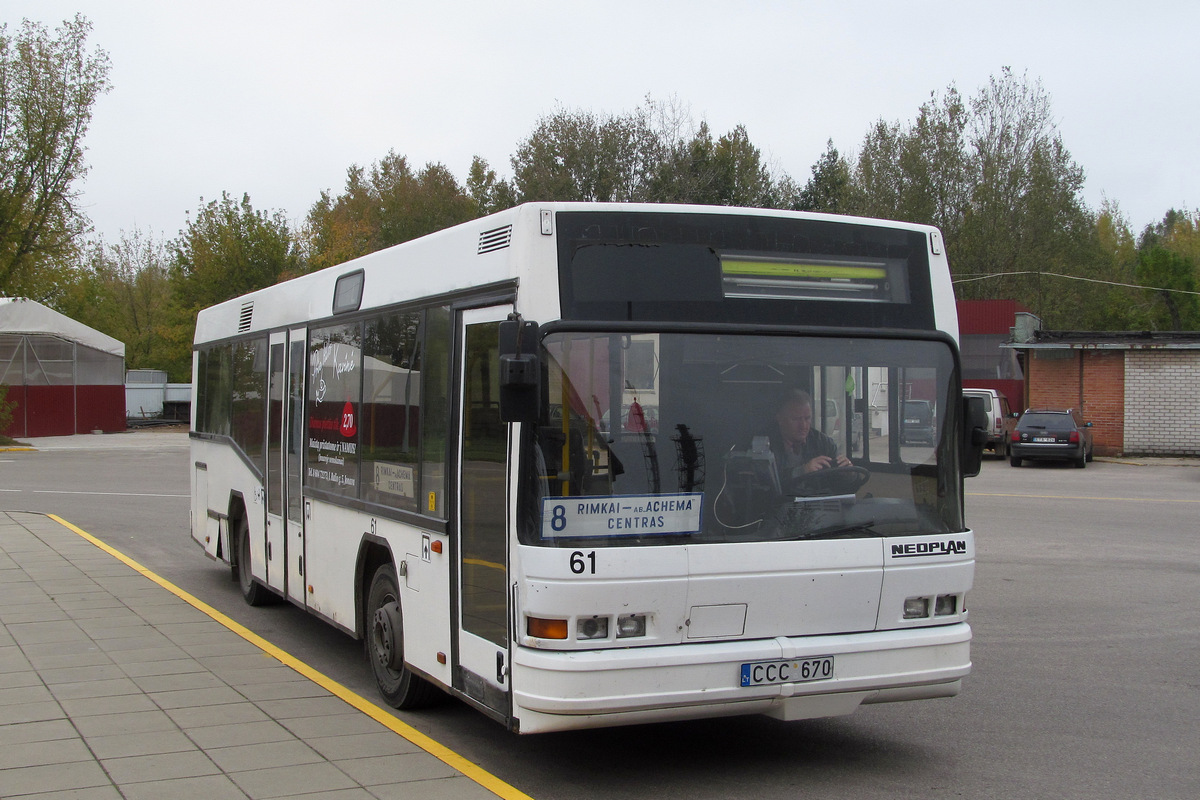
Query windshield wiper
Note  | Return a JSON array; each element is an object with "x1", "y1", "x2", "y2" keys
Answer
[{"x1": 779, "y1": 521, "x2": 879, "y2": 541}]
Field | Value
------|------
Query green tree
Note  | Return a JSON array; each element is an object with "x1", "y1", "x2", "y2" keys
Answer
[
  {"x1": 60, "y1": 228, "x2": 177, "y2": 373},
  {"x1": 653, "y1": 122, "x2": 784, "y2": 207},
  {"x1": 510, "y1": 104, "x2": 664, "y2": 202},
  {"x1": 795, "y1": 139, "x2": 854, "y2": 213},
  {"x1": 0, "y1": 14, "x2": 110, "y2": 296},
  {"x1": 466, "y1": 156, "x2": 516, "y2": 217},
  {"x1": 304, "y1": 151, "x2": 476, "y2": 269},
  {"x1": 846, "y1": 70, "x2": 1093, "y2": 323},
  {"x1": 510, "y1": 98, "x2": 793, "y2": 207},
  {"x1": 171, "y1": 191, "x2": 300, "y2": 320},
  {"x1": 0, "y1": 383, "x2": 13, "y2": 438},
  {"x1": 1136, "y1": 210, "x2": 1200, "y2": 330}
]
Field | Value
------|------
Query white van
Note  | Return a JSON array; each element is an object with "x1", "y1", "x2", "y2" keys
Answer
[{"x1": 963, "y1": 388, "x2": 1016, "y2": 457}]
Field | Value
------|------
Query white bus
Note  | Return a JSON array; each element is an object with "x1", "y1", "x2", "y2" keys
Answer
[{"x1": 190, "y1": 203, "x2": 986, "y2": 733}]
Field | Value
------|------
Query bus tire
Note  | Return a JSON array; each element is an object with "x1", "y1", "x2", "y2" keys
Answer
[
  {"x1": 366, "y1": 564, "x2": 441, "y2": 709},
  {"x1": 234, "y1": 515, "x2": 273, "y2": 607}
]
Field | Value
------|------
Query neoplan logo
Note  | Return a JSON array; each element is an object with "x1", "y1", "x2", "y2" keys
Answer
[{"x1": 890, "y1": 540, "x2": 968, "y2": 558}]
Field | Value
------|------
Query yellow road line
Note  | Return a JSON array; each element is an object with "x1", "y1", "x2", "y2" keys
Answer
[
  {"x1": 967, "y1": 492, "x2": 1200, "y2": 504},
  {"x1": 47, "y1": 513, "x2": 534, "y2": 800},
  {"x1": 463, "y1": 556, "x2": 506, "y2": 571}
]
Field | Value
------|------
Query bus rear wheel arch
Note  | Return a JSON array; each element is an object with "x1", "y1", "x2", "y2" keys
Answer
[{"x1": 365, "y1": 563, "x2": 442, "y2": 709}]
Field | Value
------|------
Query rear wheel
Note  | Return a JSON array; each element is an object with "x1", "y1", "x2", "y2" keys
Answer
[
  {"x1": 1075, "y1": 453, "x2": 1087, "y2": 468},
  {"x1": 1009, "y1": 455, "x2": 1022, "y2": 467},
  {"x1": 366, "y1": 564, "x2": 441, "y2": 709},
  {"x1": 234, "y1": 516, "x2": 273, "y2": 606}
]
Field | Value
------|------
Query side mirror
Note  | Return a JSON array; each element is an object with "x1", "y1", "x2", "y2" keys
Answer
[
  {"x1": 961, "y1": 395, "x2": 987, "y2": 478},
  {"x1": 498, "y1": 316, "x2": 540, "y2": 423}
]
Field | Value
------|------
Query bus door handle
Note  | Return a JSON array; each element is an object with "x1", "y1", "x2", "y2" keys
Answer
[{"x1": 496, "y1": 651, "x2": 507, "y2": 684}]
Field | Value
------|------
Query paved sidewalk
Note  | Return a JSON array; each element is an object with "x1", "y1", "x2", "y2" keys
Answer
[{"x1": 0, "y1": 511, "x2": 512, "y2": 800}]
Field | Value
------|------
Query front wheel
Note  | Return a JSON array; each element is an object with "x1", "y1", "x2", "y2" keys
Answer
[
  {"x1": 366, "y1": 564, "x2": 441, "y2": 709},
  {"x1": 1009, "y1": 455, "x2": 1022, "y2": 467},
  {"x1": 234, "y1": 516, "x2": 273, "y2": 607}
]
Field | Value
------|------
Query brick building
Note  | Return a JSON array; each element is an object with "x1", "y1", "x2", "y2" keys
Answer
[{"x1": 1006, "y1": 331, "x2": 1200, "y2": 457}]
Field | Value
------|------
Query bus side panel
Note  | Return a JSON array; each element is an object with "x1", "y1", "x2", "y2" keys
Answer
[
  {"x1": 303, "y1": 500, "x2": 365, "y2": 630},
  {"x1": 378, "y1": 516, "x2": 453, "y2": 689},
  {"x1": 301, "y1": 502, "x2": 454, "y2": 685},
  {"x1": 191, "y1": 438, "x2": 265, "y2": 571}
]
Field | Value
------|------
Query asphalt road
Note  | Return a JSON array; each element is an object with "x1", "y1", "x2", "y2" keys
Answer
[{"x1": 3, "y1": 431, "x2": 1198, "y2": 800}]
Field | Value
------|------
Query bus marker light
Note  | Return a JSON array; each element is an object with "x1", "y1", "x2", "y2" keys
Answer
[
  {"x1": 527, "y1": 617, "x2": 568, "y2": 639},
  {"x1": 616, "y1": 614, "x2": 647, "y2": 638},
  {"x1": 903, "y1": 597, "x2": 929, "y2": 619},
  {"x1": 577, "y1": 616, "x2": 609, "y2": 640},
  {"x1": 430, "y1": 540, "x2": 443, "y2": 554},
  {"x1": 437, "y1": 652, "x2": 447, "y2": 664}
]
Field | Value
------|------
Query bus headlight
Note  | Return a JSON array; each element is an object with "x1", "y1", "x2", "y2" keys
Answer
[
  {"x1": 934, "y1": 594, "x2": 958, "y2": 616},
  {"x1": 903, "y1": 597, "x2": 930, "y2": 619},
  {"x1": 577, "y1": 616, "x2": 609, "y2": 640},
  {"x1": 616, "y1": 614, "x2": 647, "y2": 638}
]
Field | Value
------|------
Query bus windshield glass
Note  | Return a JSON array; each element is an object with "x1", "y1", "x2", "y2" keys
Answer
[{"x1": 519, "y1": 331, "x2": 963, "y2": 547}]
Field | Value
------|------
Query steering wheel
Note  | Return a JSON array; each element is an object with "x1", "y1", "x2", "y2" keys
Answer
[{"x1": 784, "y1": 465, "x2": 871, "y2": 497}]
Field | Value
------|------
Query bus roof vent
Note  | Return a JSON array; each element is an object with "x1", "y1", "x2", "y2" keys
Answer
[
  {"x1": 238, "y1": 301, "x2": 254, "y2": 333},
  {"x1": 478, "y1": 224, "x2": 513, "y2": 254}
]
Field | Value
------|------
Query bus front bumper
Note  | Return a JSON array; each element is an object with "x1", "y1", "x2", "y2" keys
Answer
[{"x1": 511, "y1": 623, "x2": 971, "y2": 733}]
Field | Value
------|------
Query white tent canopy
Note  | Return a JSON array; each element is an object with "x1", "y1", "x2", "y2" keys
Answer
[{"x1": 0, "y1": 297, "x2": 125, "y2": 357}]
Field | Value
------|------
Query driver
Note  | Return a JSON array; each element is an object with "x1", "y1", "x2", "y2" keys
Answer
[{"x1": 773, "y1": 389, "x2": 851, "y2": 475}]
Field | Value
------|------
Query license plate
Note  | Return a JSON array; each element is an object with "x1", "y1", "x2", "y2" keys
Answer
[
  {"x1": 740, "y1": 656, "x2": 834, "y2": 687},
  {"x1": 1033, "y1": 436, "x2": 1056, "y2": 443}
]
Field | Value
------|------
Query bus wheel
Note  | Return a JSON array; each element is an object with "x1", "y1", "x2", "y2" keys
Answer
[
  {"x1": 366, "y1": 564, "x2": 441, "y2": 709},
  {"x1": 234, "y1": 516, "x2": 272, "y2": 607}
]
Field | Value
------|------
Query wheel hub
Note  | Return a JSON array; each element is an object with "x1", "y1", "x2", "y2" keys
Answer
[{"x1": 372, "y1": 600, "x2": 403, "y2": 670}]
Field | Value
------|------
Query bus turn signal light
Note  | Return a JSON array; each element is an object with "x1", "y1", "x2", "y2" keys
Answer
[{"x1": 527, "y1": 617, "x2": 568, "y2": 639}]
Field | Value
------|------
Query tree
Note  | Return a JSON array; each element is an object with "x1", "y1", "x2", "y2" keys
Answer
[
  {"x1": 795, "y1": 139, "x2": 853, "y2": 213},
  {"x1": 653, "y1": 122, "x2": 784, "y2": 207},
  {"x1": 510, "y1": 98, "x2": 793, "y2": 207},
  {"x1": 466, "y1": 156, "x2": 516, "y2": 217},
  {"x1": 510, "y1": 104, "x2": 664, "y2": 202},
  {"x1": 304, "y1": 151, "x2": 477, "y2": 269},
  {"x1": 1136, "y1": 210, "x2": 1200, "y2": 330},
  {"x1": 171, "y1": 192, "x2": 300, "y2": 317},
  {"x1": 59, "y1": 228, "x2": 177, "y2": 374},
  {"x1": 0, "y1": 15, "x2": 110, "y2": 295},
  {"x1": 845, "y1": 70, "x2": 1094, "y2": 323}
]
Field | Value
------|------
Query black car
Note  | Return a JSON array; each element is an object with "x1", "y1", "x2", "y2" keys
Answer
[
  {"x1": 901, "y1": 400, "x2": 935, "y2": 445},
  {"x1": 1009, "y1": 408, "x2": 1094, "y2": 468}
]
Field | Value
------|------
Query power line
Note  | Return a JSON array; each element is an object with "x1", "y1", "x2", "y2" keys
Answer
[{"x1": 951, "y1": 270, "x2": 1200, "y2": 296}]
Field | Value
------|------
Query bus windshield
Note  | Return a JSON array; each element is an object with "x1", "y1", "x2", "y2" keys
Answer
[{"x1": 519, "y1": 330, "x2": 963, "y2": 547}]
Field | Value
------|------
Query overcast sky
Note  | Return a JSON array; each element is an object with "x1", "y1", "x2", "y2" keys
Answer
[{"x1": 9, "y1": 0, "x2": 1199, "y2": 245}]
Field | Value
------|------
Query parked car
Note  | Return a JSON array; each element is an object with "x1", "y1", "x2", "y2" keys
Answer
[
  {"x1": 901, "y1": 399, "x2": 935, "y2": 445},
  {"x1": 963, "y1": 388, "x2": 1018, "y2": 458},
  {"x1": 1009, "y1": 408, "x2": 1094, "y2": 468}
]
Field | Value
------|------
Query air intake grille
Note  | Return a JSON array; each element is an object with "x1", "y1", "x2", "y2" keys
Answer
[
  {"x1": 238, "y1": 301, "x2": 254, "y2": 332},
  {"x1": 478, "y1": 225, "x2": 512, "y2": 254}
]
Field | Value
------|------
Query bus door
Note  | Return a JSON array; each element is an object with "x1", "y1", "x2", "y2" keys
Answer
[
  {"x1": 285, "y1": 328, "x2": 307, "y2": 605},
  {"x1": 265, "y1": 332, "x2": 287, "y2": 593},
  {"x1": 454, "y1": 306, "x2": 512, "y2": 718},
  {"x1": 266, "y1": 328, "x2": 308, "y2": 602}
]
